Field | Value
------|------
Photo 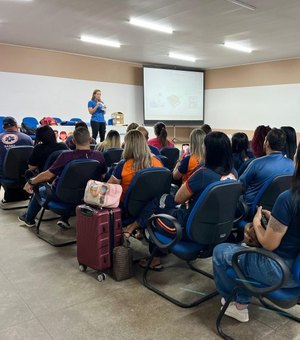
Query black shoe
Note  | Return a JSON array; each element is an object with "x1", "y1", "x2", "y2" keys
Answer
[{"x1": 18, "y1": 214, "x2": 36, "y2": 228}]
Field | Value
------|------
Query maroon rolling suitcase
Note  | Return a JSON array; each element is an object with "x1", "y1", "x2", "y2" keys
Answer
[{"x1": 76, "y1": 204, "x2": 122, "y2": 281}]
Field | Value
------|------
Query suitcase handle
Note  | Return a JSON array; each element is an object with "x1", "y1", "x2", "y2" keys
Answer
[{"x1": 80, "y1": 205, "x2": 95, "y2": 217}]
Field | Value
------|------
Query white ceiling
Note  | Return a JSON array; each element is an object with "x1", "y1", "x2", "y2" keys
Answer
[{"x1": 1, "y1": 0, "x2": 300, "y2": 69}]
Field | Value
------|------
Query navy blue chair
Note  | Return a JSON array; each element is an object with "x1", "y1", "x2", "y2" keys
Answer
[
  {"x1": 143, "y1": 180, "x2": 243, "y2": 308},
  {"x1": 0, "y1": 116, "x2": 5, "y2": 133},
  {"x1": 0, "y1": 146, "x2": 33, "y2": 209},
  {"x1": 217, "y1": 248, "x2": 300, "y2": 340},
  {"x1": 34, "y1": 159, "x2": 102, "y2": 246},
  {"x1": 42, "y1": 150, "x2": 67, "y2": 171},
  {"x1": 237, "y1": 174, "x2": 292, "y2": 230},
  {"x1": 22, "y1": 117, "x2": 38, "y2": 140},
  {"x1": 149, "y1": 144, "x2": 160, "y2": 156},
  {"x1": 53, "y1": 117, "x2": 62, "y2": 124},
  {"x1": 123, "y1": 167, "x2": 172, "y2": 224},
  {"x1": 103, "y1": 148, "x2": 123, "y2": 168},
  {"x1": 70, "y1": 118, "x2": 82, "y2": 123},
  {"x1": 160, "y1": 147, "x2": 179, "y2": 171}
]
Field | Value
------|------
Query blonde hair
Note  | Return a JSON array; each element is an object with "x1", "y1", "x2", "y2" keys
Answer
[
  {"x1": 190, "y1": 128, "x2": 205, "y2": 160},
  {"x1": 96, "y1": 130, "x2": 121, "y2": 152},
  {"x1": 123, "y1": 130, "x2": 152, "y2": 171}
]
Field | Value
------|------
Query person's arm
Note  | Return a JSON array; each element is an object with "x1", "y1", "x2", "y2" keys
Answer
[
  {"x1": 253, "y1": 206, "x2": 287, "y2": 251},
  {"x1": 173, "y1": 152, "x2": 187, "y2": 181},
  {"x1": 23, "y1": 170, "x2": 55, "y2": 194},
  {"x1": 239, "y1": 160, "x2": 256, "y2": 189},
  {"x1": 88, "y1": 101, "x2": 101, "y2": 115},
  {"x1": 108, "y1": 175, "x2": 121, "y2": 185},
  {"x1": 175, "y1": 183, "x2": 193, "y2": 204}
]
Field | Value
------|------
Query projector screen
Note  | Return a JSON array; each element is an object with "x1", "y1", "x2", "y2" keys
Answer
[{"x1": 143, "y1": 67, "x2": 204, "y2": 125}]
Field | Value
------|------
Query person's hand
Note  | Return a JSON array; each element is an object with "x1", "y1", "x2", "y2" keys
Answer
[
  {"x1": 23, "y1": 182, "x2": 34, "y2": 194},
  {"x1": 253, "y1": 206, "x2": 262, "y2": 228},
  {"x1": 262, "y1": 209, "x2": 271, "y2": 221}
]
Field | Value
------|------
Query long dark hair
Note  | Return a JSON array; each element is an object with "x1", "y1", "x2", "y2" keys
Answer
[
  {"x1": 251, "y1": 125, "x2": 271, "y2": 157},
  {"x1": 205, "y1": 132, "x2": 233, "y2": 176},
  {"x1": 281, "y1": 126, "x2": 297, "y2": 160},
  {"x1": 232, "y1": 132, "x2": 249, "y2": 160},
  {"x1": 35, "y1": 125, "x2": 56, "y2": 145},
  {"x1": 154, "y1": 122, "x2": 168, "y2": 147}
]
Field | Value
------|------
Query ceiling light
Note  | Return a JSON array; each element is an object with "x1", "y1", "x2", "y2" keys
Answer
[
  {"x1": 80, "y1": 35, "x2": 120, "y2": 48},
  {"x1": 129, "y1": 18, "x2": 173, "y2": 34},
  {"x1": 169, "y1": 52, "x2": 196, "y2": 62},
  {"x1": 226, "y1": 0, "x2": 256, "y2": 11},
  {"x1": 223, "y1": 42, "x2": 253, "y2": 53}
]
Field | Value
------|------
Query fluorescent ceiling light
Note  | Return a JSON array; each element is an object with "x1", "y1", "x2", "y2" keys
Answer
[
  {"x1": 226, "y1": 0, "x2": 256, "y2": 11},
  {"x1": 169, "y1": 52, "x2": 196, "y2": 62},
  {"x1": 223, "y1": 42, "x2": 252, "y2": 53},
  {"x1": 80, "y1": 35, "x2": 120, "y2": 48},
  {"x1": 129, "y1": 18, "x2": 173, "y2": 34}
]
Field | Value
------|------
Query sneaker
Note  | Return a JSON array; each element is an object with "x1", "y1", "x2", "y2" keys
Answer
[
  {"x1": 57, "y1": 220, "x2": 71, "y2": 229},
  {"x1": 18, "y1": 214, "x2": 36, "y2": 228},
  {"x1": 224, "y1": 302, "x2": 249, "y2": 323}
]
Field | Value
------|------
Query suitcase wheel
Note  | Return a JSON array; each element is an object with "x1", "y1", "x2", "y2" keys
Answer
[
  {"x1": 79, "y1": 264, "x2": 87, "y2": 272},
  {"x1": 97, "y1": 273, "x2": 106, "y2": 282}
]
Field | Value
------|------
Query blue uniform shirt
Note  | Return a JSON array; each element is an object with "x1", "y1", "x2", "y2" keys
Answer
[
  {"x1": 240, "y1": 152, "x2": 294, "y2": 207},
  {"x1": 272, "y1": 190, "x2": 300, "y2": 259},
  {"x1": 88, "y1": 100, "x2": 106, "y2": 123}
]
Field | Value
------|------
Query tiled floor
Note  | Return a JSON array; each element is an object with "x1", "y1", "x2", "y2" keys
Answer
[{"x1": 0, "y1": 190, "x2": 300, "y2": 339}]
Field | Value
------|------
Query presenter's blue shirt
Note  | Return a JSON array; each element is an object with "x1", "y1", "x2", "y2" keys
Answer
[
  {"x1": 240, "y1": 152, "x2": 294, "y2": 207},
  {"x1": 272, "y1": 190, "x2": 300, "y2": 259},
  {"x1": 88, "y1": 100, "x2": 106, "y2": 123}
]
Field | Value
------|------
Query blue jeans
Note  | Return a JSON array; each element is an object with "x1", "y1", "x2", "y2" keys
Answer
[
  {"x1": 25, "y1": 187, "x2": 47, "y2": 221},
  {"x1": 213, "y1": 243, "x2": 297, "y2": 304}
]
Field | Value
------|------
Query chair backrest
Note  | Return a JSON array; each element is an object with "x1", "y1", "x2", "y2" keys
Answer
[
  {"x1": 22, "y1": 117, "x2": 39, "y2": 129},
  {"x1": 160, "y1": 147, "x2": 179, "y2": 171},
  {"x1": 251, "y1": 175, "x2": 292, "y2": 215},
  {"x1": 293, "y1": 254, "x2": 300, "y2": 283},
  {"x1": 124, "y1": 167, "x2": 172, "y2": 218},
  {"x1": 53, "y1": 117, "x2": 62, "y2": 124},
  {"x1": 55, "y1": 159, "x2": 102, "y2": 204},
  {"x1": 103, "y1": 148, "x2": 123, "y2": 167},
  {"x1": 43, "y1": 150, "x2": 67, "y2": 171},
  {"x1": 2, "y1": 146, "x2": 34, "y2": 179},
  {"x1": 149, "y1": 144, "x2": 160, "y2": 156},
  {"x1": 186, "y1": 180, "x2": 243, "y2": 245},
  {"x1": 70, "y1": 118, "x2": 82, "y2": 122},
  {"x1": 0, "y1": 116, "x2": 5, "y2": 133}
]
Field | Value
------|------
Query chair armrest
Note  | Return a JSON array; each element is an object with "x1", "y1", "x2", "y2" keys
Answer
[
  {"x1": 146, "y1": 214, "x2": 182, "y2": 250},
  {"x1": 232, "y1": 247, "x2": 290, "y2": 295}
]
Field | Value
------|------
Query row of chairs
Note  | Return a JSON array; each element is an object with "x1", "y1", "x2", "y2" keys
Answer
[{"x1": 2, "y1": 145, "x2": 297, "y2": 339}]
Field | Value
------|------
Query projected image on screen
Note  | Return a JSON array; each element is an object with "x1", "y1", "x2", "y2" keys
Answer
[{"x1": 143, "y1": 67, "x2": 204, "y2": 125}]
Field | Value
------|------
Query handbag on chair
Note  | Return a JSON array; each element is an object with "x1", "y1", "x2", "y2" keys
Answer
[{"x1": 84, "y1": 180, "x2": 122, "y2": 208}]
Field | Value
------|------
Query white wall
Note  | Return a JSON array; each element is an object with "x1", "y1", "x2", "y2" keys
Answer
[
  {"x1": 205, "y1": 83, "x2": 300, "y2": 131},
  {"x1": 0, "y1": 72, "x2": 144, "y2": 125}
]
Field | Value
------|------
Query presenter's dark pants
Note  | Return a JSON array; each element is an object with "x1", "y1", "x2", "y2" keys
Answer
[{"x1": 91, "y1": 121, "x2": 106, "y2": 142}]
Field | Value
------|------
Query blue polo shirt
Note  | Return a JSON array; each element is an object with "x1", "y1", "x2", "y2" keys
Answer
[
  {"x1": 272, "y1": 190, "x2": 300, "y2": 259},
  {"x1": 88, "y1": 100, "x2": 106, "y2": 123},
  {"x1": 240, "y1": 152, "x2": 294, "y2": 207}
]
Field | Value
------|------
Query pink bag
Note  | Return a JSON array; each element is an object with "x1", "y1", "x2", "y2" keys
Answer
[{"x1": 84, "y1": 180, "x2": 122, "y2": 208}]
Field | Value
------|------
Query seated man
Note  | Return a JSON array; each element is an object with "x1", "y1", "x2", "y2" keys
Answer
[
  {"x1": 65, "y1": 121, "x2": 96, "y2": 150},
  {"x1": 0, "y1": 116, "x2": 33, "y2": 202},
  {"x1": 240, "y1": 128, "x2": 294, "y2": 211},
  {"x1": 18, "y1": 127, "x2": 107, "y2": 228}
]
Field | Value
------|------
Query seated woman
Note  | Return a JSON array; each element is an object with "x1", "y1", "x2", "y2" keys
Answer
[
  {"x1": 281, "y1": 126, "x2": 297, "y2": 160},
  {"x1": 251, "y1": 125, "x2": 271, "y2": 158},
  {"x1": 148, "y1": 122, "x2": 174, "y2": 150},
  {"x1": 212, "y1": 142, "x2": 300, "y2": 323},
  {"x1": 108, "y1": 129, "x2": 163, "y2": 204},
  {"x1": 173, "y1": 128, "x2": 205, "y2": 183},
  {"x1": 231, "y1": 132, "x2": 254, "y2": 176},
  {"x1": 95, "y1": 129, "x2": 121, "y2": 152},
  {"x1": 27, "y1": 125, "x2": 68, "y2": 175},
  {"x1": 137, "y1": 132, "x2": 237, "y2": 270}
]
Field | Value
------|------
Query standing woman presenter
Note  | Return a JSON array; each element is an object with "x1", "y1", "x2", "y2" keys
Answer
[{"x1": 88, "y1": 89, "x2": 107, "y2": 142}]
